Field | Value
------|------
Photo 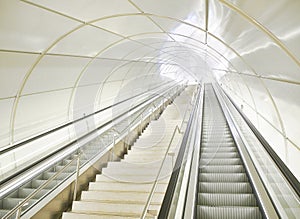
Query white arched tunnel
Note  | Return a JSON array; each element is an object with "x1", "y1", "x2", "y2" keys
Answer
[{"x1": 0, "y1": 0, "x2": 299, "y2": 180}]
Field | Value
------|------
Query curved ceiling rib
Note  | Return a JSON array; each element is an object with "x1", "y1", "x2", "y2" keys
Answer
[
  {"x1": 0, "y1": 0, "x2": 299, "y2": 180},
  {"x1": 219, "y1": 0, "x2": 300, "y2": 68}
]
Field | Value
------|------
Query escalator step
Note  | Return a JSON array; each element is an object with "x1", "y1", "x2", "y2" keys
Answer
[
  {"x1": 198, "y1": 193, "x2": 257, "y2": 206},
  {"x1": 18, "y1": 188, "x2": 50, "y2": 199},
  {"x1": 2, "y1": 198, "x2": 37, "y2": 210},
  {"x1": 200, "y1": 165, "x2": 245, "y2": 173},
  {"x1": 0, "y1": 210, "x2": 9, "y2": 218},
  {"x1": 199, "y1": 182, "x2": 252, "y2": 193},
  {"x1": 201, "y1": 147, "x2": 237, "y2": 153},
  {"x1": 197, "y1": 205, "x2": 262, "y2": 219},
  {"x1": 201, "y1": 152, "x2": 239, "y2": 159},
  {"x1": 201, "y1": 142, "x2": 235, "y2": 147},
  {"x1": 199, "y1": 173, "x2": 248, "y2": 182},
  {"x1": 200, "y1": 158, "x2": 242, "y2": 165}
]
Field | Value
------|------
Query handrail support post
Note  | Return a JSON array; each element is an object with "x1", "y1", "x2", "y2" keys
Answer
[{"x1": 73, "y1": 154, "x2": 81, "y2": 201}]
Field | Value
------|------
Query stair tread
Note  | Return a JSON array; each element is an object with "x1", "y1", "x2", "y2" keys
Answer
[{"x1": 63, "y1": 212, "x2": 146, "y2": 219}]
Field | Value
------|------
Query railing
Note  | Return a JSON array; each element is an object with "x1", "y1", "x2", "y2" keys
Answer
[
  {"x1": 1, "y1": 83, "x2": 186, "y2": 219},
  {"x1": 141, "y1": 85, "x2": 201, "y2": 218},
  {"x1": 141, "y1": 125, "x2": 182, "y2": 219},
  {"x1": 0, "y1": 81, "x2": 180, "y2": 186},
  {"x1": 3, "y1": 154, "x2": 81, "y2": 219},
  {"x1": 213, "y1": 84, "x2": 300, "y2": 219},
  {"x1": 0, "y1": 83, "x2": 184, "y2": 198}
]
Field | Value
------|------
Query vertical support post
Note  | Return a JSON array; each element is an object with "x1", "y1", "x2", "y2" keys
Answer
[
  {"x1": 73, "y1": 154, "x2": 81, "y2": 201},
  {"x1": 15, "y1": 207, "x2": 22, "y2": 219},
  {"x1": 139, "y1": 114, "x2": 143, "y2": 134},
  {"x1": 110, "y1": 132, "x2": 116, "y2": 162},
  {"x1": 15, "y1": 202, "x2": 28, "y2": 219}
]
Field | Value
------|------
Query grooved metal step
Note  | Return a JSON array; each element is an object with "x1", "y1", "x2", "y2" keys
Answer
[
  {"x1": 200, "y1": 165, "x2": 245, "y2": 173},
  {"x1": 199, "y1": 173, "x2": 249, "y2": 182},
  {"x1": 199, "y1": 182, "x2": 253, "y2": 194},
  {"x1": 197, "y1": 206, "x2": 262, "y2": 219},
  {"x1": 197, "y1": 84, "x2": 261, "y2": 219},
  {"x1": 198, "y1": 193, "x2": 257, "y2": 206}
]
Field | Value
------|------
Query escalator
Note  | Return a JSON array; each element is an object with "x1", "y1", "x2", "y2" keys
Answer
[
  {"x1": 159, "y1": 83, "x2": 299, "y2": 219},
  {"x1": 61, "y1": 86, "x2": 195, "y2": 218},
  {"x1": 196, "y1": 84, "x2": 262, "y2": 218},
  {"x1": 0, "y1": 122, "x2": 126, "y2": 218},
  {"x1": 0, "y1": 84, "x2": 185, "y2": 219}
]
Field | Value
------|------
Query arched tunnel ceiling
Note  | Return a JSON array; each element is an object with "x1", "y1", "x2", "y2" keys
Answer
[{"x1": 0, "y1": 0, "x2": 300, "y2": 179}]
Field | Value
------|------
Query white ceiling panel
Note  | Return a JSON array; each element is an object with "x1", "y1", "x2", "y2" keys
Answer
[
  {"x1": 151, "y1": 16, "x2": 206, "y2": 43},
  {"x1": 0, "y1": 0, "x2": 79, "y2": 52},
  {"x1": 225, "y1": 0, "x2": 300, "y2": 60},
  {"x1": 0, "y1": 99, "x2": 14, "y2": 147},
  {"x1": 22, "y1": 55, "x2": 90, "y2": 94},
  {"x1": 27, "y1": 0, "x2": 139, "y2": 22},
  {"x1": 78, "y1": 59, "x2": 127, "y2": 86},
  {"x1": 49, "y1": 25, "x2": 122, "y2": 56},
  {"x1": 14, "y1": 89, "x2": 72, "y2": 141},
  {"x1": 0, "y1": 52, "x2": 38, "y2": 98},
  {"x1": 99, "y1": 40, "x2": 145, "y2": 59},
  {"x1": 94, "y1": 15, "x2": 162, "y2": 37},
  {"x1": 131, "y1": 0, "x2": 206, "y2": 28}
]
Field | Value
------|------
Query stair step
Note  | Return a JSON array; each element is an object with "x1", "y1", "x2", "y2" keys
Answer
[
  {"x1": 88, "y1": 182, "x2": 167, "y2": 193},
  {"x1": 71, "y1": 201, "x2": 159, "y2": 217},
  {"x1": 81, "y1": 190, "x2": 164, "y2": 204},
  {"x1": 197, "y1": 205, "x2": 262, "y2": 219},
  {"x1": 199, "y1": 182, "x2": 252, "y2": 193},
  {"x1": 97, "y1": 174, "x2": 171, "y2": 183},
  {"x1": 198, "y1": 193, "x2": 257, "y2": 206},
  {"x1": 63, "y1": 212, "x2": 149, "y2": 219},
  {"x1": 102, "y1": 166, "x2": 172, "y2": 176}
]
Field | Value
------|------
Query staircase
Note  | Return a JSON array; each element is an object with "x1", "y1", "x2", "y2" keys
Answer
[
  {"x1": 62, "y1": 87, "x2": 194, "y2": 218},
  {"x1": 197, "y1": 85, "x2": 262, "y2": 219}
]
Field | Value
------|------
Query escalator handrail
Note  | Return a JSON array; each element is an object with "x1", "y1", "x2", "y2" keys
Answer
[
  {"x1": 158, "y1": 84, "x2": 202, "y2": 218},
  {"x1": 141, "y1": 86, "x2": 198, "y2": 218},
  {"x1": 3, "y1": 86, "x2": 182, "y2": 219},
  {"x1": 1, "y1": 84, "x2": 187, "y2": 219},
  {"x1": 0, "y1": 83, "x2": 185, "y2": 198},
  {"x1": 221, "y1": 87, "x2": 300, "y2": 198},
  {"x1": 213, "y1": 84, "x2": 279, "y2": 219},
  {"x1": 0, "y1": 81, "x2": 177, "y2": 155}
]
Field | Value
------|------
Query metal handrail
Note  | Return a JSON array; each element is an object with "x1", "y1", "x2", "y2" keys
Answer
[
  {"x1": 158, "y1": 85, "x2": 201, "y2": 218},
  {"x1": 3, "y1": 154, "x2": 81, "y2": 219},
  {"x1": 141, "y1": 125, "x2": 181, "y2": 219},
  {"x1": 4, "y1": 103, "x2": 155, "y2": 219},
  {"x1": 0, "y1": 82, "x2": 181, "y2": 189},
  {"x1": 2, "y1": 85, "x2": 185, "y2": 219},
  {"x1": 141, "y1": 86, "x2": 198, "y2": 218},
  {"x1": 213, "y1": 84, "x2": 297, "y2": 219},
  {"x1": 0, "y1": 81, "x2": 178, "y2": 155}
]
